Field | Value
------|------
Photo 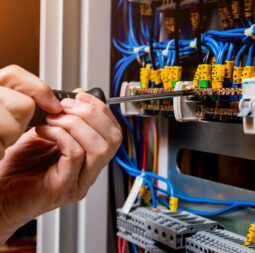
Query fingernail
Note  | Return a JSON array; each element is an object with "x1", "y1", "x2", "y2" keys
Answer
[
  {"x1": 51, "y1": 97, "x2": 62, "y2": 112},
  {"x1": 76, "y1": 93, "x2": 94, "y2": 104},
  {"x1": 61, "y1": 98, "x2": 75, "y2": 109}
]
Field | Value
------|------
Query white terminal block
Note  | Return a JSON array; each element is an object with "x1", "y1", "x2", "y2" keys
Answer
[
  {"x1": 120, "y1": 82, "x2": 142, "y2": 116},
  {"x1": 173, "y1": 81, "x2": 200, "y2": 122},
  {"x1": 239, "y1": 78, "x2": 255, "y2": 134}
]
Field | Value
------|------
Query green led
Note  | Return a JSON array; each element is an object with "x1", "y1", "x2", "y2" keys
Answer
[
  {"x1": 199, "y1": 80, "x2": 210, "y2": 88},
  {"x1": 172, "y1": 81, "x2": 178, "y2": 88}
]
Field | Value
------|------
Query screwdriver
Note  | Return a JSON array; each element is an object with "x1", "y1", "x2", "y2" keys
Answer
[{"x1": 29, "y1": 87, "x2": 194, "y2": 126}]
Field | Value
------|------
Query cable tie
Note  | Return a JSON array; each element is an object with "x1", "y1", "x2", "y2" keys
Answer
[
  {"x1": 190, "y1": 38, "x2": 197, "y2": 49},
  {"x1": 144, "y1": 46, "x2": 153, "y2": 62},
  {"x1": 245, "y1": 24, "x2": 255, "y2": 40},
  {"x1": 163, "y1": 39, "x2": 174, "y2": 56},
  {"x1": 140, "y1": 171, "x2": 146, "y2": 178},
  {"x1": 133, "y1": 46, "x2": 145, "y2": 65},
  {"x1": 145, "y1": 46, "x2": 150, "y2": 53}
]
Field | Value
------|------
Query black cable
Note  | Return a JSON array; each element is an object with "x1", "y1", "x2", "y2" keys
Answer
[
  {"x1": 197, "y1": 0, "x2": 204, "y2": 64},
  {"x1": 150, "y1": 1, "x2": 162, "y2": 70},
  {"x1": 150, "y1": 4, "x2": 157, "y2": 70},
  {"x1": 175, "y1": 0, "x2": 180, "y2": 66}
]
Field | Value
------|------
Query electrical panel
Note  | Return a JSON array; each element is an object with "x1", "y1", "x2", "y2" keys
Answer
[{"x1": 110, "y1": 0, "x2": 255, "y2": 252}]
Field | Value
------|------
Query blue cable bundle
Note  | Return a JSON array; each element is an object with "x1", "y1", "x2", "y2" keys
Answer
[{"x1": 111, "y1": 0, "x2": 255, "y2": 219}]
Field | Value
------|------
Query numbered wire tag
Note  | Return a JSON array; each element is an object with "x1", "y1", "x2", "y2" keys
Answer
[{"x1": 122, "y1": 173, "x2": 145, "y2": 214}]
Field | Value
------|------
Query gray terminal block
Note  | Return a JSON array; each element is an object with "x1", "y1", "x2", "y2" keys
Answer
[
  {"x1": 186, "y1": 230, "x2": 255, "y2": 253},
  {"x1": 145, "y1": 210, "x2": 218, "y2": 250},
  {"x1": 117, "y1": 228, "x2": 168, "y2": 253},
  {"x1": 117, "y1": 207, "x2": 218, "y2": 251}
]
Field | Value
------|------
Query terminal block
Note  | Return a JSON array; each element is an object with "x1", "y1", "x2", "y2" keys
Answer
[
  {"x1": 128, "y1": 0, "x2": 217, "y2": 10},
  {"x1": 117, "y1": 207, "x2": 218, "y2": 250},
  {"x1": 117, "y1": 229, "x2": 168, "y2": 253},
  {"x1": 120, "y1": 82, "x2": 142, "y2": 116},
  {"x1": 120, "y1": 82, "x2": 242, "y2": 123},
  {"x1": 186, "y1": 229, "x2": 255, "y2": 253},
  {"x1": 144, "y1": 209, "x2": 218, "y2": 249},
  {"x1": 173, "y1": 82, "x2": 200, "y2": 122},
  {"x1": 128, "y1": 0, "x2": 159, "y2": 4}
]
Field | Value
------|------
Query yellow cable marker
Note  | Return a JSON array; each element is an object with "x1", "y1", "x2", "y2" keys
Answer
[
  {"x1": 169, "y1": 197, "x2": 178, "y2": 212},
  {"x1": 245, "y1": 223, "x2": 255, "y2": 245}
]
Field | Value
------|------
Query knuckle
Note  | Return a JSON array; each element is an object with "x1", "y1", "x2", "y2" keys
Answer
[
  {"x1": 71, "y1": 147, "x2": 85, "y2": 160},
  {"x1": 101, "y1": 104, "x2": 110, "y2": 114},
  {"x1": 5, "y1": 64, "x2": 22, "y2": 74},
  {"x1": 51, "y1": 126, "x2": 66, "y2": 137},
  {"x1": 3, "y1": 122, "x2": 22, "y2": 147},
  {"x1": 59, "y1": 115, "x2": 83, "y2": 131},
  {"x1": 111, "y1": 127, "x2": 123, "y2": 146},
  {"x1": 70, "y1": 116, "x2": 83, "y2": 128},
  {"x1": 84, "y1": 105, "x2": 95, "y2": 118},
  {"x1": 98, "y1": 142, "x2": 111, "y2": 157},
  {"x1": 22, "y1": 95, "x2": 36, "y2": 112}
]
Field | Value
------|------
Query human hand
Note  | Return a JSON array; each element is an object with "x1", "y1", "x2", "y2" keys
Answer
[
  {"x1": 0, "y1": 65, "x2": 62, "y2": 159},
  {"x1": 0, "y1": 92, "x2": 122, "y2": 244}
]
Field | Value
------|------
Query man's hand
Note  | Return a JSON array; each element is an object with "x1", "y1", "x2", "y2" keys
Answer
[
  {"x1": 0, "y1": 92, "x2": 122, "y2": 245},
  {"x1": 0, "y1": 65, "x2": 62, "y2": 158}
]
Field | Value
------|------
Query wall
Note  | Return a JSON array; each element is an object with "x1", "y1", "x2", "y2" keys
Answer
[{"x1": 0, "y1": 0, "x2": 40, "y2": 75}]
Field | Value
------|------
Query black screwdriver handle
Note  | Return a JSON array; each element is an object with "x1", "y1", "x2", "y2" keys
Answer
[
  {"x1": 53, "y1": 88, "x2": 106, "y2": 104},
  {"x1": 29, "y1": 87, "x2": 106, "y2": 127}
]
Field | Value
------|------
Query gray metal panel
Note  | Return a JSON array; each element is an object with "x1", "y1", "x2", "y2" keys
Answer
[
  {"x1": 168, "y1": 118, "x2": 255, "y2": 201},
  {"x1": 167, "y1": 119, "x2": 255, "y2": 235}
]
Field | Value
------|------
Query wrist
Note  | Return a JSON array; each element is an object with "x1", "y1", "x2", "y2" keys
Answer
[{"x1": 0, "y1": 213, "x2": 15, "y2": 246}]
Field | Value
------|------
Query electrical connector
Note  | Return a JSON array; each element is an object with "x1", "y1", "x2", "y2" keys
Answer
[
  {"x1": 233, "y1": 66, "x2": 243, "y2": 85},
  {"x1": 190, "y1": 3, "x2": 199, "y2": 32},
  {"x1": 140, "y1": 65, "x2": 151, "y2": 88},
  {"x1": 244, "y1": 0, "x2": 255, "y2": 18},
  {"x1": 150, "y1": 69, "x2": 162, "y2": 86},
  {"x1": 139, "y1": 185, "x2": 152, "y2": 204},
  {"x1": 242, "y1": 66, "x2": 255, "y2": 82},
  {"x1": 225, "y1": 60, "x2": 234, "y2": 78},
  {"x1": 164, "y1": 9, "x2": 175, "y2": 35},
  {"x1": 140, "y1": 3, "x2": 152, "y2": 15},
  {"x1": 231, "y1": 0, "x2": 242, "y2": 20},
  {"x1": 169, "y1": 197, "x2": 178, "y2": 212},
  {"x1": 245, "y1": 223, "x2": 255, "y2": 245}
]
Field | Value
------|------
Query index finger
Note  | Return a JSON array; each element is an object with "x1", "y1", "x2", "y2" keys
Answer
[{"x1": 0, "y1": 65, "x2": 62, "y2": 114}]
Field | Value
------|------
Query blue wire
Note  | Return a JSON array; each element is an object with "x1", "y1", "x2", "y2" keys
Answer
[
  {"x1": 132, "y1": 244, "x2": 138, "y2": 253},
  {"x1": 235, "y1": 42, "x2": 251, "y2": 67},
  {"x1": 247, "y1": 17, "x2": 253, "y2": 26},
  {"x1": 226, "y1": 42, "x2": 235, "y2": 61},
  {"x1": 128, "y1": 2, "x2": 140, "y2": 47},
  {"x1": 246, "y1": 42, "x2": 255, "y2": 66},
  {"x1": 235, "y1": 19, "x2": 243, "y2": 28},
  {"x1": 156, "y1": 196, "x2": 251, "y2": 216}
]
